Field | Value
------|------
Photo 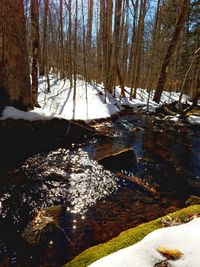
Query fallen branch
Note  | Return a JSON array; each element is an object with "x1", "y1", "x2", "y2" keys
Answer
[{"x1": 116, "y1": 172, "x2": 158, "y2": 194}]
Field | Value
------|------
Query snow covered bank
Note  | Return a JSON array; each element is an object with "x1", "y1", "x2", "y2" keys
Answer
[
  {"x1": 0, "y1": 76, "x2": 199, "y2": 124},
  {"x1": 64, "y1": 205, "x2": 200, "y2": 267},
  {"x1": 37, "y1": 77, "x2": 119, "y2": 120},
  {"x1": 0, "y1": 106, "x2": 54, "y2": 121},
  {"x1": 88, "y1": 217, "x2": 200, "y2": 267}
]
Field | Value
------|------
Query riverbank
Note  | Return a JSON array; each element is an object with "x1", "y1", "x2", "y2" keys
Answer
[{"x1": 1, "y1": 76, "x2": 199, "y2": 125}]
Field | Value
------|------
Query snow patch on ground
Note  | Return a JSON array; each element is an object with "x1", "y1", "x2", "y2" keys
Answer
[
  {"x1": 0, "y1": 106, "x2": 54, "y2": 121},
  {"x1": 37, "y1": 77, "x2": 120, "y2": 120},
  {"x1": 88, "y1": 218, "x2": 200, "y2": 267},
  {"x1": 0, "y1": 76, "x2": 199, "y2": 123}
]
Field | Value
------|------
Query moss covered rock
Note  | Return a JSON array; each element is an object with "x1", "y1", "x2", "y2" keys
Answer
[
  {"x1": 23, "y1": 205, "x2": 65, "y2": 245},
  {"x1": 64, "y1": 205, "x2": 200, "y2": 267}
]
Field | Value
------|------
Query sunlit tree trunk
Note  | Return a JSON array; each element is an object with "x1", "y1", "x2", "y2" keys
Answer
[
  {"x1": 130, "y1": 0, "x2": 146, "y2": 99},
  {"x1": 67, "y1": 0, "x2": 73, "y2": 89},
  {"x1": 107, "y1": 0, "x2": 123, "y2": 94},
  {"x1": 59, "y1": 0, "x2": 65, "y2": 79},
  {"x1": 81, "y1": 0, "x2": 88, "y2": 98},
  {"x1": 73, "y1": 0, "x2": 78, "y2": 101},
  {"x1": 86, "y1": 0, "x2": 93, "y2": 82}
]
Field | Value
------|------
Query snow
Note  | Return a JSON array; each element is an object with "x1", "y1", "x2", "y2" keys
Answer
[
  {"x1": 37, "y1": 77, "x2": 120, "y2": 120},
  {"x1": 163, "y1": 115, "x2": 180, "y2": 122},
  {"x1": 187, "y1": 115, "x2": 200, "y2": 126},
  {"x1": 88, "y1": 218, "x2": 200, "y2": 267},
  {"x1": 1, "y1": 106, "x2": 54, "y2": 121},
  {"x1": 0, "y1": 76, "x2": 199, "y2": 123}
]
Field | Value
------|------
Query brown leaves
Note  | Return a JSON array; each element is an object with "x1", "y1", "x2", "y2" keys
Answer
[{"x1": 157, "y1": 246, "x2": 183, "y2": 260}]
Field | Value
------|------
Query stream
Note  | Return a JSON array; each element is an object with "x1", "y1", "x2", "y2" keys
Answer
[{"x1": 0, "y1": 114, "x2": 200, "y2": 267}]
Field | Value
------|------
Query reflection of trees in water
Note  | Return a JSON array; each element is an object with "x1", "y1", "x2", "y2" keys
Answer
[{"x1": 140, "y1": 127, "x2": 200, "y2": 196}]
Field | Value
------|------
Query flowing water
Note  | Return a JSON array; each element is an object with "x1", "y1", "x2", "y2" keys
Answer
[{"x1": 0, "y1": 114, "x2": 200, "y2": 267}]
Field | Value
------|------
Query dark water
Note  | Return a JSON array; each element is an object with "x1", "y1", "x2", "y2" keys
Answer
[{"x1": 0, "y1": 114, "x2": 200, "y2": 266}]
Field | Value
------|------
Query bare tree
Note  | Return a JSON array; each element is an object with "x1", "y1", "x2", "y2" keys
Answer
[
  {"x1": 107, "y1": 0, "x2": 123, "y2": 94},
  {"x1": 73, "y1": 0, "x2": 78, "y2": 101},
  {"x1": 86, "y1": 0, "x2": 93, "y2": 82},
  {"x1": 130, "y1": 0, "x2": 147, "y2": 99},
  {"x1": 153, "y1": 0, "x2": 190, "y2": 103},
  {"x1": 59, "y1": 0, "x2": 65, "y2": 79}
]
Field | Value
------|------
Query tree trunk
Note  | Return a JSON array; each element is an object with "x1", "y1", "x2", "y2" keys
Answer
[
  {"x1": 31, "y1": 0, "x2": 40, "y2": 107},
  {"x1": 59, "y1": 0, "x2": 65, "y2": 79},
  {"x1": 40, "y1": 0, "x2": 49, "y2": 77},
  {"x1": 107, "y1": 0, "x2": 123, "y2": 93},
  {"x1": 130, "y1": 0, "x2": 146, "y2": 99},
  {"x1": 0, "y1": 0, "x2": 32, "y2": 111},
  {"x1": 67, "y1": 0, "x2": 73, "y2": 89},
  {"x1": 73, "y1": 0, "x2": 78, "y2": 101},
  {"x1": 86, "y1": 0, "x2": 93, "y2": 82},
  {"x1": 81, "y1": 0, "x2": 88, "y2": 98},
  {"x1": 179, "y1": 47, "x2": 200, "y2": 114},
  {"x1": 129, "y1": 0, "x2": 138, "y2": 99},
  {"x1": 153, "y1": 0, "x2": 189, "y2": 103}
]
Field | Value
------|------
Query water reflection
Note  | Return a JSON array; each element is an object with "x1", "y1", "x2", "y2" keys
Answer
[{"x1": 1, "y1": 148, "x2": 117, "y2": 223}]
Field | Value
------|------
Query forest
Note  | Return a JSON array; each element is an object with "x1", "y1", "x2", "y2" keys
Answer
[
  {"x1": 0, "y1": 0, "x2": 199, "y2": 110},
  {"x1": 0, "y1": 0, "x2": 200, "y2": 267}
]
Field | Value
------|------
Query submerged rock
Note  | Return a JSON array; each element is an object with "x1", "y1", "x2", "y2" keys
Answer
[
  {"x1": 97, "y1": 148, "x2": 136, "y2": 171},
  {"x1": 22, "y1": 205, "x2": 65, "y2": 245}
]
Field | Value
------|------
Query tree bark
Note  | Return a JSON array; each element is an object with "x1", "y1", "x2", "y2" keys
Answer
[
  {"x1": 31, "y1": 0, "x2": 40, "y2": 106},
  {"x1": 40, "y1": 0, "x2": 49, "y2": 77},
  {"x1": 0, "y1": 0, "x2": 32, "y2": 111}
]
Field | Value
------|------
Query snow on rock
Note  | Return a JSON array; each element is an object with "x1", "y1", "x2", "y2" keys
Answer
[
  {"x1": 88, "y1": 218, "x2": 200, "y2": 267},
  {"x1": 187, "y1": 115, "x2": 200, "y2": 126}
]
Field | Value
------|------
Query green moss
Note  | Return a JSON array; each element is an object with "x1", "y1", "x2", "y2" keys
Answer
[{"x1": 64, "y1": 205, "x2": 200, "y2": 267}]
